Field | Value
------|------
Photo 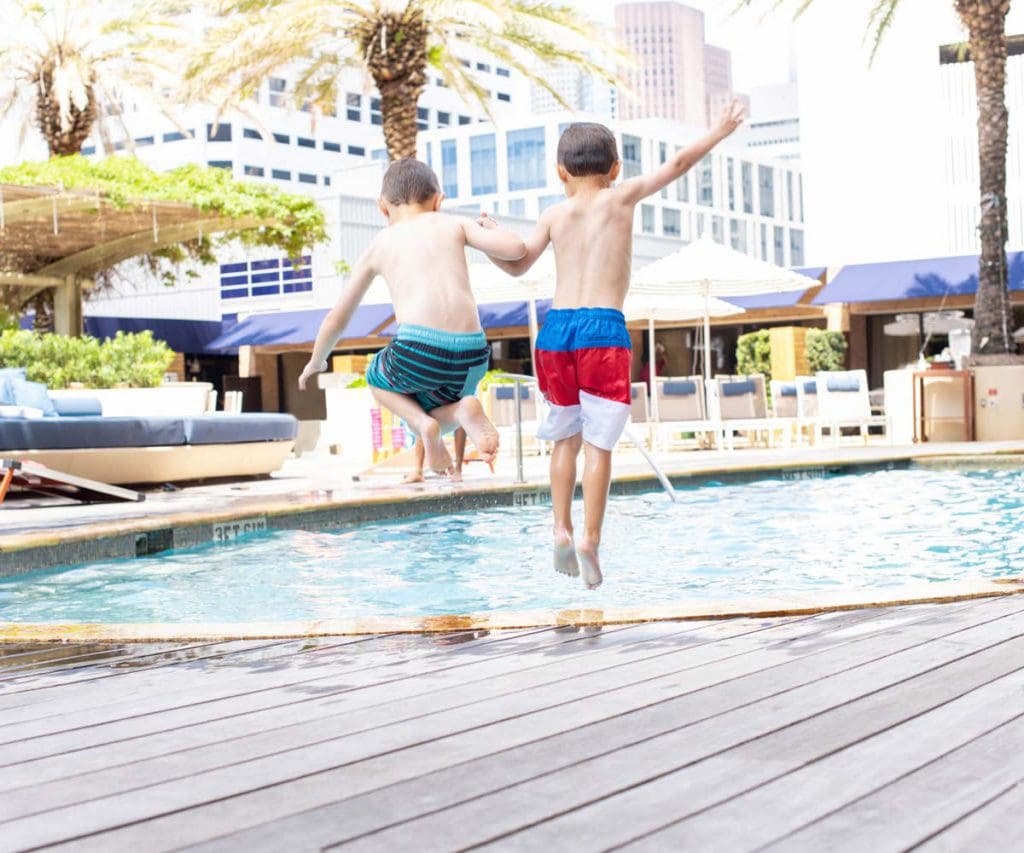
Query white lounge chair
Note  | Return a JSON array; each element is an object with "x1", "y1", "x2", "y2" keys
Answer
[
  {"x1": 815, "y1": 369, "x2": 891, "y2": 445},
  {"x1": 487, "y1": 382, "x2": 545, "y2": 455},
  {"x1": 707, "y1": 374, "x2": 793, "y2": 449},
  {"x1": 771, "y1": 376, "x2": 819, "y2": 445},
  {"x1": 652, "y1": 376, "x2": 723, "y2": 450}
]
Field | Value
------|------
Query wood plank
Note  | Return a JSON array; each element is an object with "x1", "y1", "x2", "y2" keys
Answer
[
  {"x1": 622, "y1": 668, "x2": 1024, "y2": 850},
  {"x1": 915, "y1": 781, "x2": 1024, "y2": 852},
  {"x1": 763, "y1": 716, "x2": 1024, "y2": 852},
  {"x1": 24, "y1": 601, "x2": 1022, "y2": 851}
]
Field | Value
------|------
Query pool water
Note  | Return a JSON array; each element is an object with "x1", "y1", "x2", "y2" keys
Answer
[{"x1": 1, "y1": 464, "x2": 1022, "y2": 624}]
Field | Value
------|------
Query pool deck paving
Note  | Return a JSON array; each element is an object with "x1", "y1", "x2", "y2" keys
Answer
[{"x1": 3, "y1": 595, "x2": 1024, "y2": 851}]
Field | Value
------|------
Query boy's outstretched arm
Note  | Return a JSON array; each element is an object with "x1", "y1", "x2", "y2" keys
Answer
[
  {"x1": 616, "y1": 98, "x2": 746, "y2": 206},
  {"x1": 477, "y1": 209, "x2": 552, "y2": 277},
  {"x1": 298, "y1": 246, "x2": 377, "y2": 390},
  {"x1": 461, "y1": 216, "x2": 527, "y2": 261}
]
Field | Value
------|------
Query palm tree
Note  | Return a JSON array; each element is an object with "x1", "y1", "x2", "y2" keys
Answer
[
  {"x1": 186, "y1": 0, "x2": 623, "y2": 161},
  {"x1": 0, "y1": 0, "x2": 190, "y2": 157},
  {"x1": 738, "y1": 0, "x2": 1014, "y2": 354}
]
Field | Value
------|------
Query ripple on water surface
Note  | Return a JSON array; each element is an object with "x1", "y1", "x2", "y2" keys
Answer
[{"x1": 1, "y1": 464, "x2": 1022, "y2": 624}]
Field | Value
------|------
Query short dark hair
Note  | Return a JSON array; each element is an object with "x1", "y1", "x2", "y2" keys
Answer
[
  {"x1": 557, "y1": 123, "x2": 619, "y2": 176},
  {"x1": 381, "y1": 157, "x2": 441, "y2": 205}
]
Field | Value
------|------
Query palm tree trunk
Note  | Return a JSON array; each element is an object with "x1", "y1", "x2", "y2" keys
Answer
[
  {"x1": 379, "y1": 78, "x2": 425, "y2": 160},
  {"x1": 956, "y1": 0, "x2": 1013, "y2": 354},
  {"x1": 35, "y1": 60, "x2": 98, "y2": 157}
]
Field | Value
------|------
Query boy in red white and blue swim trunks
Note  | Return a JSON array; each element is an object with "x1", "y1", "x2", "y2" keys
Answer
[{"x1": 481, "y1": 101, "x2": 745, "y2": 588}]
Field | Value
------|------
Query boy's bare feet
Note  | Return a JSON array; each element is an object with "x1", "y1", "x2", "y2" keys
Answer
[
  {"x1": 577, "y1": 538, "x2": 603, "y2": 590},
  {"x1": 553, "y1": 528, "x2": 579, "y2": 578},
  {"x1": 454, "y1": 396, "x2": 499, "y2": 464},
  {"x1": 402, "y1": 471, "x2": 425, "y2": 484},
  {"x1": 416, "y1": 416, "x2": 453, "y2": 474}
]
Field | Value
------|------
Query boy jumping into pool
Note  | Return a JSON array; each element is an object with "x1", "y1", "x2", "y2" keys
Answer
[
  {"x1": 481, "y1": 100, "x2": 746, "y2": 588},
  {"x1": 299, "y1": 158, "x2": 527, "y2": 475}
]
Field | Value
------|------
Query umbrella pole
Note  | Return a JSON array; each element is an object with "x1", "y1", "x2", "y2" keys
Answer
[
  {"x1": 703, "y1": 289, "x2": 712, "y2": 385},
  {"x1": 648, "y1": 318, "x2": 658, "y2": 427}
]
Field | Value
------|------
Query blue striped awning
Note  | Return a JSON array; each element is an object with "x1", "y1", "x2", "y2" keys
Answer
[
  {"x1": 204, "y1": 304, "x2": 395, "y2": 351},
  {"x1": 376, "y1": 299, "x2": 555, "y2": 337},
  {"x1": 812, "y1": 252, "x2": 1024, "y2": 304},
  {"x1": 717, "y1": 267, "x2": 826, "y2": 310}
]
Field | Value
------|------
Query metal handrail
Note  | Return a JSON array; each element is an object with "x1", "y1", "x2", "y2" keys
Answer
[{"x1": 489, "y1": 372, "x2": 536, "y2": 484}]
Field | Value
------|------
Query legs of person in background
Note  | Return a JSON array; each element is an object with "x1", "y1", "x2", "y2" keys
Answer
[
  {"x1": 404, "y1": 427, "x2": 468, "y2": 484},
  {"x1": 370, "y1": 387, "x2": 452, "y2": 474}
]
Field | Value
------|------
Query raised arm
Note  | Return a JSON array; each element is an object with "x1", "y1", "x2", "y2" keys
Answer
[
  {"x1": 298, "y1": 246, "x2": 377, "y2": 390},
  {"x1": 461, "y1": 216, "x2": 527, "y2": 261},
  {"x1": 477, "y1": 209, "x2": 553, "y2": 277},
  {"x1": 616, "y1": 99, "x2": 746, "y2": 207}
]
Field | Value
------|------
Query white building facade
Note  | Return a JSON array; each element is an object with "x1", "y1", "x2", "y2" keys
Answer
[
  {"x1": 745, "y1": 81, "x2": 801, "y2": 164},
  {"x1": 417, "y1": 113, "x2": 807, "y2": 266}
]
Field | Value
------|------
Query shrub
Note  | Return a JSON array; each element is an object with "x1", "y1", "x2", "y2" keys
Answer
[
  {"x1": 0, "y1": 330, "x2": 173, "y2": 389},
  {"x1": 806, "y1": 329, "x2": 848, "y2": 372},
  {"x1": 735, "y1": 329, "x2": 772, "y2": 383}
]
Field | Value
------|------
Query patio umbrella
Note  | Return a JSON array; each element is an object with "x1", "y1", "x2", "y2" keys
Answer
[
  {"x1": 632, "y1": 235, "x2": 820, "y2": 382},
  {"x1": 622, "y1": 291, "x2": 745, "y2": 425}
]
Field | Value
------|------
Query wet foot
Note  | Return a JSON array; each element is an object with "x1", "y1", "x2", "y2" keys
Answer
[
  {"x1": 554, "y1": 529, "x2": 579, "y2": 578},
  {"x1": 455, "y1": 397, "x2": 499, "y2": 464},
  {"x1": 417, "y1": 417, "x2": 453, "y2": 475},
  {"x1": 577, "y1": 539, "x2": 603, "y2": 590},
  {"x1": 449, "y1": 469, "x2": 463, "y2": 483},
  {"x1": 402, "y1": 471, "x2": 425, "y2": 484}
]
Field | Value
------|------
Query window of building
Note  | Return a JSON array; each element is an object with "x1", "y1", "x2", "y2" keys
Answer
[
  {"x1": 441, "y1": 139, "x2": 458, "y2": 197},
  {"x1": 298, "y1": 172, "x2": 317, "y2": 184},
  {"x1": 712, "y1": 215, "x2": 724, "y2": 243},
  {"x1": 297, "y1": 136, "x2": 315, "y2": 148},
  {"x1": 162, "y1": 130, "x2": 191, "y2": 143},
  {"x1": 507, "y1": 127, "x2": 546, "y2": 191},
  {"x1": 460, "y1": 58, "x2": 471, "y2": 68},
  {"x1": 759, "y1": 165, "x2": 775, "y2": 217},
  {"x1": 458, "y1": 114, "x2": 472, "y2": 126},
  {"x1": 425, "y1": 141, "x2": 433, "y2": 168},
  {"x1": 346, "y1": 92, "x2": 361, "y2": 122},
  {"x1": 538, "y1": 194, "x2": 563, "y2": 214},
  {"x1": 622, "y1": 134, "x2": 642, "y2": 178},
  {"x1": 417, "y1": 106, "x2": 429, "y2": 130},
  {"x1": 370, "y1": 98, "x2": 382, "y2": 126},
  {"x1": 243, "y1": 127, "x2": 262, "y2": 140},
  {"x1": 134, "y1": 136, "x2": 154, "y2": 147},
  {"x1": 272, "y1": 168, "x2": 291, "y2": 181},
  {"x1": 786, "y1": 171, "x2": 794, "y2": 221},
  {"x1": 790, "y1": 228, "x2": 804, "y2": 265},
  {"x1": 496, "y1": 66, "x2": 511, "y2": 77},
  {"x1": 244, "y1": 165, "x2": 264, "y2": 177},
  {"x1": 323, "y1": 140, "x2": 341, "y2": 153},
  {"x1": 476, "y1": 61, "x2": 491, "y2": 72},
  {"x1": 323, "y1": 175, "x2": 331, "y2": 186},
  {"x1": 727, "y1": 157, "x2": 735, "y2": 211},
  {"x1": 82, "y1": 145, "x2": 96, "y2": 155},
  {"x1": 773, "y1": 225, "x2": 785, "y2": 265},
  {"x1": 437, "y1": 110, "x2": 451, "y2": 127},
  {"x1": 497, "y1": 92, "x2": 511, "y2": 102},
  {"x1": 372, "y1": 148, "x2": 388, "y2": 161},
  {"x1": 207, "y1": 123, "x2": 232, "y2": 142},
  {"x1": 207, "y1": 159, "x2": 232, "y2": 170},
  {"x1": 697, "y1": 155, "x2": 714, "y2": 206},
  {"x1": 760, "y1": 223, "x2": 768, "y2": 259},
  {"x1": 273, "y1": 132, "x2": 290, "y2": 144},
  {"x1": 641, "y1": 204, "x2": 655, "y2": 234},
  {"x1": 730, "y1": 218, "x2": 747, "y2": 252},
  {"x1": 741, "y1": 162, "x2": 753, "y2": 213},
  {"x1": 659, "y1": 142, "x2": 668, "y2": 199},
  {"x1": 662, "y1": 207, "x2": 681, "y2": 237},
  {"x1": 675, "y1": 162, "x2": 689, "y2": 202},
  {"x1": 269, "y1": 77, "x2": 287, "y2": 107},
  {"x1": 508, "y1": 198, "x2": 526, "y2": 217},
  {"x1": 470, "y1": 133, "x2": 498, "y2": 195},
  {"x1": 798, "y1": 174, "x2": 804, "y2": 223},
  {"x1": 348, "y1": 145, "x2": 366, "y2": 156}
]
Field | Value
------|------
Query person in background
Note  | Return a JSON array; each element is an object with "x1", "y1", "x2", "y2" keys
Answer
[
  {"x1": 639, "y1": 341, "x2": 667, "y2": 391},
  {"x1": 404, "y1": 428, "x2": 468, "y2": 483}
]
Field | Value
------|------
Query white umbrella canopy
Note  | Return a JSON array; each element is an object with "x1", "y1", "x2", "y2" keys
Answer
[{"x1": 632, "y1": 235, "x2": 820, "y2": 381}]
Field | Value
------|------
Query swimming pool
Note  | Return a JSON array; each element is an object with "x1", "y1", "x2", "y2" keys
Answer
[{"x1": 1, "y1": 463, "x2": 1021, "y2": 625}]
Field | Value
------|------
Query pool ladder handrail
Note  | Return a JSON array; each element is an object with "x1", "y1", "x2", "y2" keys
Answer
[{"x1": 487, "y1": 373, "x2": 678, "y2": 501}]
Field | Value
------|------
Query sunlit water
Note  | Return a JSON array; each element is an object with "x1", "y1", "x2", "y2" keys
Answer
[{"x1": 1, "y1": 464, "x2": 1022, "y2": 624}]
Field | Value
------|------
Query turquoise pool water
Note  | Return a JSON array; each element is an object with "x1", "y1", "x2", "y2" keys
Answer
[{"x1": 1, "y1": 464, "x2": 1021, "y2": 624}]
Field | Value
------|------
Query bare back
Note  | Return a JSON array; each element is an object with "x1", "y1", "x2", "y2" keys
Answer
[
  {"x1": 368, "y1": 212, "x2": 481, "y2": 333},
  {"x1": 546, "y1": 189, "x2": 635, "y2": 311}
]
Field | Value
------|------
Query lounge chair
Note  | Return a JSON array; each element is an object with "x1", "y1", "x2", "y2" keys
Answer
[
  {"x1": 652, "y1": 376, "x2": 722, "y2": 450},
  {"x1": 815, "y1": 369, "x2": 891, "y2": 444},
  {"x1": 487, "y1": 383, "x2": 545, "y2": 455},
  {"x1": 707, "y1": 374, "x2": 791, "y2": 449},
  {"x1": 771, "y1": 377, "x2": 820, "y2": 445}
]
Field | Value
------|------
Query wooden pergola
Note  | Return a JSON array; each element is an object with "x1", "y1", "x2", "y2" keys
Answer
[{"x1": 0, "y1": 183, "x2": 262, "y2": 335}]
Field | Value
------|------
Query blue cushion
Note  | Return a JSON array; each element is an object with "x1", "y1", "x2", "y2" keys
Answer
[
  {"x1": 52, "y1": 396, "x2": 103, "y2": 417},
  {"x1": 494, "y1": 385, "x2": 530, "y2": 401},
  {"x1": 9, "y1": 377, "x2": 57, "y2": 416},
  {"x1": 826, "y1": 374, "x2": 861, "y2": 393},
  {"x1": 721, "y1": 379, "x2": 756, "y2": 397},
  {"x1": 778, "y1": 383, "x2": 797, "y2": 398},
  {"x1": 183, "y1": 414, "x2": 298, "y2": 445},
  {"x1": 803, "y1": 380, "x2": 818, "y2": 394},
  {"x1": 662, "y1": 380, "x2": 696, "y2": 396},
  {"x1": 0, "y1": 416, "x2": 186, "y2": 451},
  {"x1": 0, "y1": 368, "x2": 27, "y2": 406}
]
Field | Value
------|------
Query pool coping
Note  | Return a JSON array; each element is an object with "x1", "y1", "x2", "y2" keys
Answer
[
  {"x1": 2, "y1": 578, "x2": 1022, "y2": 642},
  {"x1": 3, "y1": 446, "x2": 1022, "y2": 577}
]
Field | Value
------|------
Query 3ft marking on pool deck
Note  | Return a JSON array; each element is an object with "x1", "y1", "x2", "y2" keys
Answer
[{"x1": 213, "y1": 516, "x2": 267, "y2": 544}]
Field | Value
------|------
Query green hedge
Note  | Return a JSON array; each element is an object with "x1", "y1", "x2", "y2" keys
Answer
[
  {"x1": 736, "y1": 329, "x2": 771, "y2": 379},
  {"x1": 735, "y1": 327, "x2": 848, "y2": 388},
  {"x1": 806, "y1": 330, "x2": 847, "y2": 372},
  {"x1": 0, "y1": 330, "x2": 173, "y2": 389}
]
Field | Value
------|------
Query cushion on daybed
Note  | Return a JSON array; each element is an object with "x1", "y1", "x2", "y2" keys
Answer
[
  {"x1": 6, "y1": 377, "x2": 57, "y2": 416},
  {"x1": 662, "y1": 380, "x2": 697, "y2": 396},
  {"x1": 183, "y1": 414, "x2": 298, "y2": 445},
  {"x1": 721, "y1": 379, "x2": 756, "y2": 397},
  {"x1": 52, "y1": 396, "x2": 103, "y2": 417},
  {"x1": 0, "y1": 416, "x2": 186, "y2": 451}
]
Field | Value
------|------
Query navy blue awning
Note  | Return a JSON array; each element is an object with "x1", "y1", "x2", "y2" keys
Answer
[
  {"x1": 84, "y1": 316, "x2": 226, "y2": 353},
  {"x1": 813, "y1": 252, "x2": 1024, "y2": 305},
  {"x1": 377, "y1": 299, "x2": 555, "y2": 337},
  {"x1": 205, "y1": 304, "x2": 395, "y2": 351},
  {"x1": 706, "y1": 267, "x2": 826, "y2": 311}
]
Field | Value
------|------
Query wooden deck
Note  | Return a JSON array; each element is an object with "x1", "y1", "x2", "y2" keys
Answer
[{"x1": 2, "y1": 595, "x2": 1024, "y2": 851}]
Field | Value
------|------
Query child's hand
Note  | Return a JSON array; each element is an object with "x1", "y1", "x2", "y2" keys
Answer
[
  {"x1": 477, "y1": 211, "x2": 498, "y2": 230},
  {"x1": 715, "y1": 98, "x2": 746, "y2": 138},
  {"x1": 297, "y1": 359, "x2": 328, "y2": 391}
]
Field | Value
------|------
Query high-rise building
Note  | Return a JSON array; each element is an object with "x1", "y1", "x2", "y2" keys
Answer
[
  {"x1": 615, "y1": 1, "x2": 708, "y2": 127},
  {"x1": 530, "y1": 62, "x2": 617, "y2": 119},
  {"x1": 703, "y1": 44, "x2": 733, "y2": 124},
  {"x1": 745, "y1": 81, "x2": 800, "y2": 163}
]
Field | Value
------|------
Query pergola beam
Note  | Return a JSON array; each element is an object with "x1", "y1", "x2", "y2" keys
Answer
[
  {"x1": 0, "y1": 271, "x2": 65, "y2": 288},
  {"x1": 0, "y1": 195, "x2": 102, "y2": 226}
]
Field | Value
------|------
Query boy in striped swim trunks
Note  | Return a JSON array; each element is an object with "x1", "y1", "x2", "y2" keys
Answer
[
  {"x1": 299, "y1": 158, "x2": 527, "y2": 476},
  {"x1": 481, "y1": 101, "x2": 745, "y2": 588}
]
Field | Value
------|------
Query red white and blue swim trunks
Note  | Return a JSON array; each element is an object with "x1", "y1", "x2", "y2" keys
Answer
[{"x1": 534, "y1": 307, "x2": 632, "y2": 450}]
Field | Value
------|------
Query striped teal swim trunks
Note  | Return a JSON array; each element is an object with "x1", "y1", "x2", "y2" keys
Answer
[{"x1": 365, "y1": 324, "x2": 491, "y2": 413}]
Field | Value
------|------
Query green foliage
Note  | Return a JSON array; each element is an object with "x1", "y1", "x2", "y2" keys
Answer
[
  {"x1": 806, "y1": 329, "x2": 847, "y2": 372},
  {"x1": 736, "y1": 329, "x2": 772, "y2": 382},
  {"x1": 0, "y1": 329, "x2": 173, "y2": 389},
  {"x1": 0, "y1": 156, "x2": 327, "y2": 259},
  {"x1": 0, "y1": 304, "x2": 18, "y2": 333},
  {"x1": 476, "y1": 369, "x2": 517, "y2": 392}
]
